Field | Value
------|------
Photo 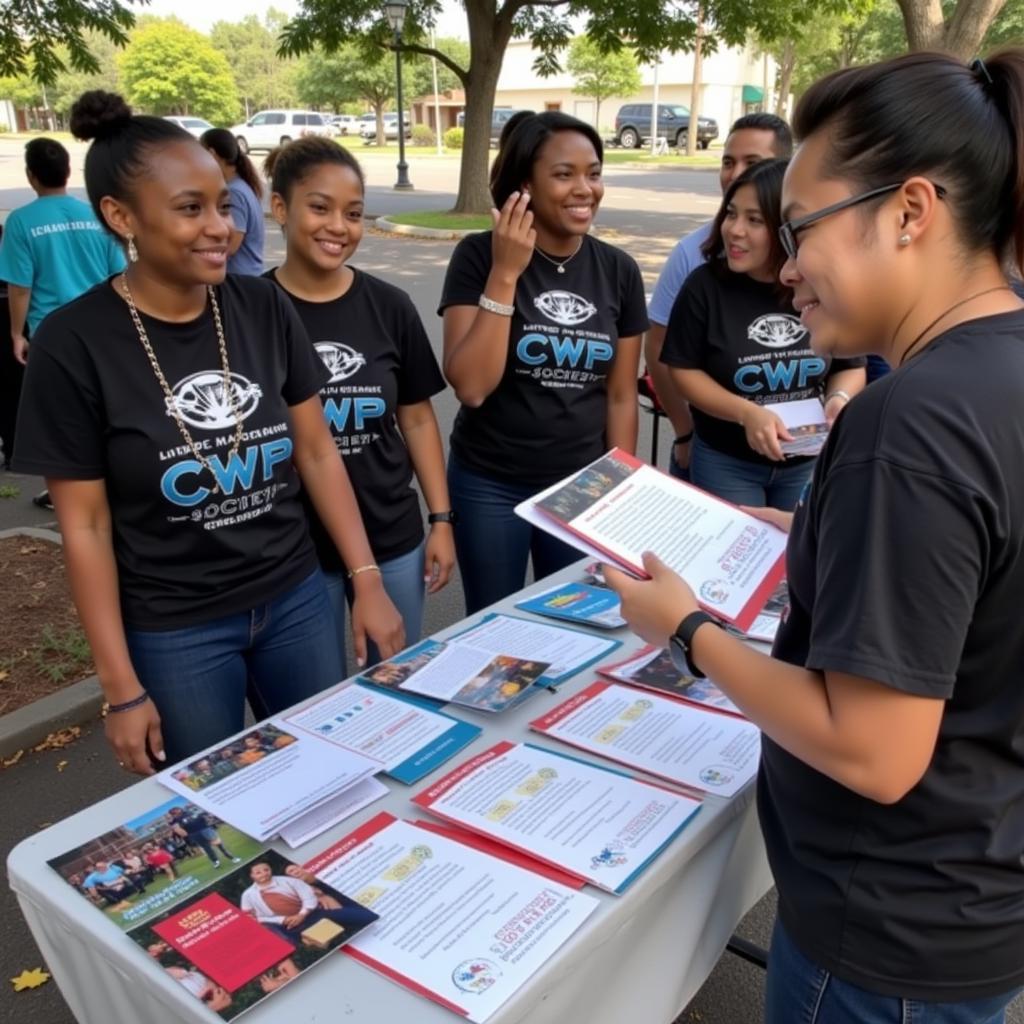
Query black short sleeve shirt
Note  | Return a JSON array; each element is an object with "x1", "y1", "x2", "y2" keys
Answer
[
  {"x1": 268, "y1": 268, "x2": 446, "y2": 567},
  {"x1": 762, "y1": 310, "x2": 1024, "y2": 1001},
  {"x1": 439, "y1": 232, "x2": 649, "y2": 487},
  {"x1": 13, "y1": 275, "x2": 328, "y2": 629}
]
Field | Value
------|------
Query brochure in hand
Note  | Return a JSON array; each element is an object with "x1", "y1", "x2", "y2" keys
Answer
[{"x1": 773, "y1": 397, "x2": 830, "y2": 457}]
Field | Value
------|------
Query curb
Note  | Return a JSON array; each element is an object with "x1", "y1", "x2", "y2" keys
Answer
[
  {"x1": 375, "y1": 216, "x2": 484, "y2": 240},
  {"x1": 0, "y1": 526, "x2": 103, "y2": 759}
]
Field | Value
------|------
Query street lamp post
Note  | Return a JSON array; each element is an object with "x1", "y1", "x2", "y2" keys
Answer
[{"x1": 385, "y1": 0, "x2": 413, "y2": 190}]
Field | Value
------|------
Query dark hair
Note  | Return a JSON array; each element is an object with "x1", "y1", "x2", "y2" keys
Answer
[
  {"x1": 200, "y1": 127, "x2": 264, "y2": 201},
  {"x1": 489, "y1": 112, "x2": 604, "y2": 208},
  {"x1": 702, "y1": 158, "x2": 790, "y2": 283},
  {"x1": 728, "y1": 113, "x2": 793, "y2": 158},
  {"x1": 263, "y1": 137, "x2": 364, "y2": 201},
  {"x1": 793, "y1": 49, "x2": 1024, "y2": 275},
  {"x1": 496, "y1": 110, "x2": 534, "y2": 152},
  {"x1": 69, "y1": 90, "x2": 193, "y2": 232},
  {"x1": 25, "y1": 138, "x2": 71, "y2": 188}
]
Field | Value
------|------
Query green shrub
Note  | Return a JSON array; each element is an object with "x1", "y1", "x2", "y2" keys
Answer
[
  {"x1": 443, "y1": 126, "x2": 464, "y2": 150},
  {"x1": 411, "y1": 123, "x2": 436, "y2": 147}
]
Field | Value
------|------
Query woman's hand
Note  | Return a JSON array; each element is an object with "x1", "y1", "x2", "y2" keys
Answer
[
  {"x1": 490, "y1": 192, "x2": 536, "y2": 281},
  {"x1": 740, "y1": 403, "x2": 792, "y2": 461},
  {"x1": 423, "y1": 524, "x2": 455, "y2": 595},
  {"x1": 741, "y1": 505, "x2": 795, "y2": 534},
  {"x1": 105, "y1": 695, "x2": 165, "y2": 775},
  {"x1": 603, "y1": 552, "x2": 699, "y2": 649},
  {"x1": 672, "y1": 438, "x2": 692, "y2": 471},
  {"x1": 350, "y1": 575, "x2": 405, "y2": 666}
]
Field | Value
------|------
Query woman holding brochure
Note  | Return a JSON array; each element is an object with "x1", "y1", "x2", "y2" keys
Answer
[
  {"x1": 660, "y1": 158, "x2": 866, "y2": 510},
  {"x1": 608, "y1": 50, "x2": 1024, "y2": 1023},
  {"x1": 439, "y1": 111, "x2": 648, "y2": 614}
]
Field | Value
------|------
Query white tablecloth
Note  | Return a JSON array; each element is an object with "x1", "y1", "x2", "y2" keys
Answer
[{"x1": 8, "y1": 563, "x2": 773, "y2": 1024}]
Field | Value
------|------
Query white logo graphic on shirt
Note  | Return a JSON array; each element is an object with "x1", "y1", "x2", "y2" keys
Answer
[
  {"x1": 167, "y1": 371, "x2": 263, "y2": 430},
  {"x1": 534, "y1": 290, "x2": 597, "y2": 327},
  {"x1": 747, "y1": 314, "x2": 808, "y2": 349},
  {"x1": 315, "y1": 342, "x2": 366, "y2": 383}
]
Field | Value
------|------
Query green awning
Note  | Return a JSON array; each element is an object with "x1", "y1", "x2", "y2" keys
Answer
[{"x1": 742, "y1": 85, "x2": 764, "y2": 103}]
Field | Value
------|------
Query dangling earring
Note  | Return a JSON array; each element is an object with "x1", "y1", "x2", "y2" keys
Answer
[
  {"x1": 898, "y1": 234, "x2": 911, "y2": 247},
  {"x1": 126, "y1": 234, "x2": 139, "y2": 263}
]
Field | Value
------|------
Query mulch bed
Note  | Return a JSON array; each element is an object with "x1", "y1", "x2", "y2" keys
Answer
[{"x1": 0, "y1": 536, "x2": 93, "y2": 717}]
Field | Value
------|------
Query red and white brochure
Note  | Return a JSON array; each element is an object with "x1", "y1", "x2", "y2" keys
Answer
[
  {"x1": 515, "y1": 448, "x2": 787, "y2": 632},
  {"x1": 305, "y1": 812, "x2": 598, "y2": 1023}
]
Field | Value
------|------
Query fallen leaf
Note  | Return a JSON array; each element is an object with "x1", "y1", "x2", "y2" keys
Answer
[
  {"x1": 32, "y1": 727, "x2": 81, "y2": 753},
  {"x1": 11, "y1": 968, "x2": 50, "y2": 991},
  {"x1": 2, "y1": 750, "x2": 24, "y2": 767},
  {"x1": 0, "y1": 670, "x2": 9, "y2": 681},
  {"x1": 56, "y1": 760, "x2": 68, "y2": 772}
]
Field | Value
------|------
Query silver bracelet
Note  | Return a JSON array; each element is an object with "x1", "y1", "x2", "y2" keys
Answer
[
  {"x1": 478, "y1": 294, "x2": 514, "y2": 317},
  {"x1": 825, "y1": 389, "x2": 852, "y2": 405}
]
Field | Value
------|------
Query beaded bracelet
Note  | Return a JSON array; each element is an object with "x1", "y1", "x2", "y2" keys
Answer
[
  {"x1": 347, "y1": 564, "x2": 381, "y2": 580},
  {"x1": 106, "y1": 692, "x2": 151, "y2": 714}
]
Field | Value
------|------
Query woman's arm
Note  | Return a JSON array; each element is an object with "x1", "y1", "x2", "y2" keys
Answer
[
  {"x1": 606, "y1": 335, "x2": 641, "y2": 454},
  {"x1": 396, "y1": 399, "x2": 455, "y2": 594},
  {"x1": 644, "y1": 324, "x2": 694, "y2": 467},
  {"x1": 442, "y1": 193, "x2": 535, "y2": 407},
  {"x1": 823, "y1": 366, "x2": 868, "y2": 424},
  {"x1": 49, "y1": 478, "x2": 165, "y2": 774},
  {"x1": 289, "y1": 397, "x2": 404, "y2": 665}
]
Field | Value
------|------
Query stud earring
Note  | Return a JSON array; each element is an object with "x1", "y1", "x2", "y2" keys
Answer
[
  {"x1": 898, "y1": 233, "x2": 911, "y2": 247},
  {"x1": 126, "y1": 234, "x2": 139, "y2": 263}
]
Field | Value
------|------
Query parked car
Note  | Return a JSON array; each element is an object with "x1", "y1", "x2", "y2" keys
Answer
[
  {"x1": 456, "y1": 107, "x2": 534, "y2": 145},
  {"x1": 359, "y1": 113, "x2": 412, "y2": 141},
  {"x1": 163, "y1": 116, "x2": 215, "y2": 138},
  {"x1": 228, "y1": 110, "x2": 335, "y2": 153},
  {"x1": 613, "y1": 103, "x2": 719, "y2": 150},
  {"x1": 330, "y1": 114, "x2": 359, "y2": 135}
]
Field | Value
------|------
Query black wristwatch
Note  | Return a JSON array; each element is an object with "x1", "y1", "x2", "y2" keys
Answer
[
  {"x1": 668, "y1": 611, "x2": 720, "y2": 678},
  {"x1": 428, "y1": 511, "x2": 458, "y2": 525}
]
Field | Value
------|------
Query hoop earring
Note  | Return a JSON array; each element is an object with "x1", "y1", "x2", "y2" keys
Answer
[
  {"x1": 126, "y1": 235, "x2": 139, "y2": 263},
  {"x1": 898, "y1": 234, "x2": 911, "y2": 247}
]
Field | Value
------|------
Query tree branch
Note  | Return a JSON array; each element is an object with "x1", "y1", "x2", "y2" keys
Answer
[{"x1": 385, "y1": 40, "x2": 468, "y2": 85}]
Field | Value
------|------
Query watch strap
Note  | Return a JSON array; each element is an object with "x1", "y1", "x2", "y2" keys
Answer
[{"x1": 672, "y1": 610, "x2": 719, "y2": 678}]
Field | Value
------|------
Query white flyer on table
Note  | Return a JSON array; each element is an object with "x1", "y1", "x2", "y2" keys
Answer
[
  {"x1": 515, "y1": 448, "x2": 787, "y2": 632},
  {"x1": 530, "y1": 681, "x2": 760, "y2": 798},
  {"x1": 279, "y1": 776, "x2": 390, "y2": 848},
  {"x1": 305, "y1": 813, "x2": 599, "y2": 1023},
  {"x1": 158, "y1": 719, "x2": 380, "y2": 841},
  {"x1": 412, "y1": 741, "x2": 701, "y2": 894}
]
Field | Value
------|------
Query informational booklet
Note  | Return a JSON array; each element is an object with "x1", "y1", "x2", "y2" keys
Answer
[
  {"x1": 515, "y1": 581, "x2": 626, "y2": 630},
  {"x1": 304, "y1": 813, "x2": 600, "y2": 1023},
  {"x1": 774, "y1": 397, "x2": 829, "y2": 457},
  {"x1": 411, "y1": 741, "x2": 701, "y2": 894},
  {"x1": 358, "y1": 638, "x2": 550, "y2": 713},
  {"x1": 278, "y1": 777, "x2": 390, "y2": 849},
  {"x1": 283, "y1": 683, "x2": 482, "y2": 784},
  {"x1": 515, "y1": 448, "x2": 787, "y2": 632},
  {"x1": 158, "y1": 721, "x2": 380, "y2": 842},
  {"x1": 48, "y1": 797, "x2": 377, "y2": 1021},
  {"x1": 530, "y1": 681, "x2": 760, "y2": 799},
  {"x1": 724, "y1": 578, "x2": 788, "y2": 645},
  {"x1": 598, "y1": 645, "x2": 743, "y2": 717}
]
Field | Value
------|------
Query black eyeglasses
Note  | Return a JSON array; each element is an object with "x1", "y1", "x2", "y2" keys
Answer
[{"x1": 779, "y1": 182, "x2": 947, "y2": 259}]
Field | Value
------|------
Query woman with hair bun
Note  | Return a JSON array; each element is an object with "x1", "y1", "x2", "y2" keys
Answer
[
  {"x1": 609, "y1": 49, "x2": 1024, "y2": 1022},
  {"x1": 439, "y1": 111, "x2": 648, "y2": 614},
  {"x1": 200, "y1": 127, "x2": 266, "y2": 275},
  {"x1": 12, "y1": 91, "x2": 403, "y2": 773}
]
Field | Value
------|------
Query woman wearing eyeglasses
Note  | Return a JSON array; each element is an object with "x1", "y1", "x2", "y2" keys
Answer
[
  {"x1": 660, "y1": 158, "x2": 866, "y2": 511},
  {"x1": 608, "y1": 50, "x2": 1024, "y2": 1023}
]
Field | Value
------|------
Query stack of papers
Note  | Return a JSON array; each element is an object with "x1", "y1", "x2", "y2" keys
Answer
[{"x1": 774, "y1": 397, "x2": 830, "y2": 457}]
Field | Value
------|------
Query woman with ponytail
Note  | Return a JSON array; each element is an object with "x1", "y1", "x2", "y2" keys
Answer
[
  {"x1": 200, "y1": 128, "x2": 266, "y2": 275},
  {"x1": 607, "y1": 50, "x2": 1024, "y2": 1022}
]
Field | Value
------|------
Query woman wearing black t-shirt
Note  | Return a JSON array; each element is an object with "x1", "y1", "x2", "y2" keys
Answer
[
  {"x1": 662, "y1": 158, "x2": 865, "y2": 510},
  {"x1": 609, "y1": 51, "x2": 1024, "y2": 1024},
  {"x1": 440, "y1": 112, "x2": 648, "y2": 614},
  {"x1": 13, "y1": 92, "x2": 403, "y2": 773},
  {"x1": 263, "y1": 138, "x2": 454, "y2": 666}
]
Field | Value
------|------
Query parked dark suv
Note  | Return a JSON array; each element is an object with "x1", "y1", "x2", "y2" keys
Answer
[
  {"x1": 614, "y1": 103, "x2": 719, "y2": 150},
  {"x1": 457, "y1": 106, "x2": 534, "y2": 144}
]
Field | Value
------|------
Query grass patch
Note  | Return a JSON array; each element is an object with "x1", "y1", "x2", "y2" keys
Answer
[
  {"x1": 387, "y1": 210, "x2": 492, "y2": 231},
  {"x1": 30, "y1": 624, "x2": 92, "y2": 684},
  {"x1": 602, "y1": 149, "x2": 721, "y2": 167},
  {"x1": 0, "y1": 484, "x2": 19, "y2": 499}
]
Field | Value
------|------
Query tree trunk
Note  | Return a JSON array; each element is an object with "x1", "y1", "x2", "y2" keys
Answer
[
  {"x1": 452, "y1": 0, "x2": 515, "y2": 214},
  {"x1": 896, "y1": 0, "x2": 946, "y2": 51},
  {"x1": 686, "y1": 5, "x2": 705, "y2": 155},
  {"x1": 775, "y1": 40, "x2": 796, "y2": 117},
  {"x1": 595, "y1": 97, "x2": 601, "y2": 127},
  {"x1": 374, "y1": 102, "x2": 386, "y2": 147},
  {"x1": 943, "y1": 0, "x2": 1007, "y2": 58}
]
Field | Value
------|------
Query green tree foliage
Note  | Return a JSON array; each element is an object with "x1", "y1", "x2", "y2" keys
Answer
[
  {"x1": 210, "y1": 9, "x2": 299, "y2": 117},
  {"x1": 118, "y1": 18, "x2": 242, "y2": 125},
  {"x1": 566, "y1": 36, "x2": 642, "y2": 126},
  {"x1": 406, "y1": 36, "x2": 471, "y2": 99},
  {"x1": 50, "y1": 33, "x2": 122, "y2": 118}
]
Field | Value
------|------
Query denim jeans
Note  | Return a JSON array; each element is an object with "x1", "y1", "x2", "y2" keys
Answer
[
  {"x1": 690, "y1": 435, "x2": 814, "y2": 512},
  {"x1": 866, "y1": 354, "x2": 891, "y2": 384},
  {"x1": 766, "y1": 918, "x2": 1022, "y2": 1024},
  {"x1": 125, "y1": 569, "x2": 342, "y2": 763},
  {"x1": 447, "y1": 454, "x2": 580, "y2": 615},
  {"x1": 668, "y1": 450, "x2": 691, "y2": 483},
  {"x1": 323, "y1": 539, "x2": 426, "y2": 671}
]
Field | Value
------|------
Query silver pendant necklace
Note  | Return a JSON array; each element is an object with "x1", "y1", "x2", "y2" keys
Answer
[{"x1": 534, "y1": 237, "x2": 584, "y2": 274}]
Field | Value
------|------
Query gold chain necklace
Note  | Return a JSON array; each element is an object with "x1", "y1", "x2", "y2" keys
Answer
[{"x1": 119, "y1": 275, "x2": 244, "y2": 495}]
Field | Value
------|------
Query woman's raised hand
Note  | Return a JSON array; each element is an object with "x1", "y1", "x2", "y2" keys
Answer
[{"x1": 490, "y1": 191, "x2": 536, "y2": 280}]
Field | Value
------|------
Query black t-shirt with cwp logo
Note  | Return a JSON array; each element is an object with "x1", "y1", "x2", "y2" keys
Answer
[
  {"x1": 660, "y1": 264, "x2": 865, "y2": 464},
  {"x1": 765, "y1": 310, "x2": 1024, "y2": 1001},
  {"x1": 439, "y1": 231, "x2": 649, "y2": 487},
  {"x1": 267, "y1": 268, "x2": 446, "y2": 569},
  {"x1": 13, "y1": 274, "x2": 328, "y2": 630}
]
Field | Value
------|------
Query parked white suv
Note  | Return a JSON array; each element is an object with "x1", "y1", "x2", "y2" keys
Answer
[
  {"x1": 163, "y1": 116, "x2": 215, "y2": 138},
  {"x1": 229, "y1": 110, "x2": 335, "y2": 153}
]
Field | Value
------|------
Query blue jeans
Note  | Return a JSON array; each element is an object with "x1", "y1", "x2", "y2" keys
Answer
[
  {"x1": 324, "y1": 539, "x2": 426, "y2": 671},
  {"x1": 766, "y1": 918, "x2": 1021, "y2": 1024},
  {"x1": 690, "y1": 435, "x2": 813, "y2": 512},
  {"x1": 668, "y1": 450, "x2": 690, "y2": 482},
  {"x1": 447, "y1": 454, "x2": 580, "y2": 615},
  {"x1": 125, "y1": 569, "x2": 342, "y2": 763}
]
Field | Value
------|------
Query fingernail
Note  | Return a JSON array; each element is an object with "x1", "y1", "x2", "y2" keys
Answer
[
  {"x1": 357, "y1": 657, "x2": 366, "y2": 667},
  {"x1": 155, "y1": 750, "x2": 166, "y2": 762}
]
